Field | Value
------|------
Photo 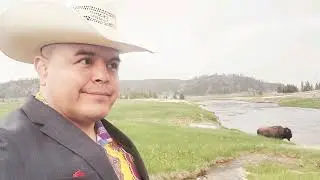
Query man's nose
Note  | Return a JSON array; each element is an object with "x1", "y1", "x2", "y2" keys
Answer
[{"x1": 92, "y1": 60, "x2": 110, "y2": 83}]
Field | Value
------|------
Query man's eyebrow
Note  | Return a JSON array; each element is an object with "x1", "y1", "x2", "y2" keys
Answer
[
  {"x1": 74, "y1": 49, "x2": 96, "y2": 56},
  {"x1": 109, "y1": 57, "x2": 121, "y2": 62},
  {"x1": 74, "y1": 49, "x2": 121, "y2": 62}
]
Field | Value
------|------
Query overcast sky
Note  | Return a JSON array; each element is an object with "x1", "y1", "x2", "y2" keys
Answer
[{"x1": 0, "y1": 0, "x2": 319, "y2": 85}]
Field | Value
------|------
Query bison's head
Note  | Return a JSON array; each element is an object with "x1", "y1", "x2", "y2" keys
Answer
[{"x1": 284, "y1": 127, "x2": 292, "y2": 141}]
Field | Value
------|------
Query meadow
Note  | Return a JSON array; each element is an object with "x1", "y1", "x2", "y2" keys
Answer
[
  {"x1": 0, "y1": 99, "x2": 320, "y2": 179},
  {"x1": 279, "y1": 97, "x2": 320, "y2": 109}
]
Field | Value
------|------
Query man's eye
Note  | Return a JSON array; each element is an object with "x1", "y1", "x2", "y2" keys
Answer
[
  {"x1": 107, "y1": 62, "x2": 119, "y2": 71},
  {"x1": 79, "y1": 58, "x2": 92, "y2": 65}
]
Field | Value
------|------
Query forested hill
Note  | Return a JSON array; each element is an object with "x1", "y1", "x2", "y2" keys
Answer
[{"x1": 0, "y1": 74, "x2": 283, "y2": 98}]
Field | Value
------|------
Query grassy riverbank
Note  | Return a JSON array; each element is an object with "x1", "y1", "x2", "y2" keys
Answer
[
  {"x1": 108, "y1": 100, "x2": 320, "y2": 179},
  {"x1": 279, "y1": 97, "x2": 320, "y2": 109},
  {"x1": 0, "y1": 99, "x2": 320, "y2": 179},
  {"x1": 197, "y1": 94, "x2": 320, "y2": 109}
]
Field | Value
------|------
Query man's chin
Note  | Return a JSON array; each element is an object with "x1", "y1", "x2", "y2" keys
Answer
[
  {"x1": 84, "y1": 109, "x2": 110, "y2": 121},
  {"x1": 78, "y1": 95, "x2": 114, "y2": 117}
]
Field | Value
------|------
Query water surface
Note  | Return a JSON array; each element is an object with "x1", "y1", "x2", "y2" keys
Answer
[{"x1": 200, "y1": 100, "x2": 320, "y2": 146}]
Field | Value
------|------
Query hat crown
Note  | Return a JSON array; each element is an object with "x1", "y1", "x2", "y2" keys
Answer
[
  {"x1": 67, "y1": 0, "x2": 117, "y2": 32},
  {"x1": 0, "y1": 0, "x2": 150, "y2": 64}
]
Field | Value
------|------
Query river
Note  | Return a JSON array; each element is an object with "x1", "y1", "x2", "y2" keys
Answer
[{"x1": 199, "y1": 99, "x2": 320, "y2": 147}]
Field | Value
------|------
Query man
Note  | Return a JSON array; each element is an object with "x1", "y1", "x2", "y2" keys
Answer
[{"x1": 0, "y1": 0, "x2": 152, "y2": 180}]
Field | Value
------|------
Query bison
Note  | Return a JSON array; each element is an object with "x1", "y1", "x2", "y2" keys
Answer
[{"x1": 257, "y1": 126, "x2": 292, "y2": 141}]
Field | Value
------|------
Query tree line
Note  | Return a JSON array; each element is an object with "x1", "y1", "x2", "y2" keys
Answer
[
  {"x1": 119, "y1": 90, "x2": 185, "y2": 100},
  {"x1": 277, "y1": 81, "x2": 320, "y2": 93}
]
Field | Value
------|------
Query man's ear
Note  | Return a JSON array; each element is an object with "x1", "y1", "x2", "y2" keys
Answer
[{"x1": 33, "y1": 56, "x2": 49, "y2": 86}]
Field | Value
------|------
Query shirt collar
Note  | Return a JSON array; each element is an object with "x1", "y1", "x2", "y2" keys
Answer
[{"x1": 95, "y1": 120, "x2": 113, "y2": 145}]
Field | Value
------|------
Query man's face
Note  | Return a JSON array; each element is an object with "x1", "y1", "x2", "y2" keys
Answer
[{"x1": 36, "y1": 43, "x2": 120, "y2": 125}]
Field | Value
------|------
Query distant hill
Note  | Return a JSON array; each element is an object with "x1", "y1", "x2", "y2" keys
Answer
[
  {"x1": 0, "y1": 78, "x2": 39, "y2": 99},
  {"x1": 0, "y1": 74, "x2": 283, "y2": 98},
  {"x1": 181, "y1": 74, "x2": 282, "y2": 95},
  {"x1": 120, "y1": 79, "x2": 183, "y2": 94}
]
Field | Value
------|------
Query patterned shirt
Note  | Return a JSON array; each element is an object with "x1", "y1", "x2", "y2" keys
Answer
[
  {"x1": 95, "y1": 121, "x2": 140, "y2": 180},
  {"x1": 34, "y1": 92, "x2": 140, "y2": 180}
]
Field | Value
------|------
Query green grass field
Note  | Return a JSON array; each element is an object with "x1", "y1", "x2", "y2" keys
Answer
[
  {"x1": 0, "y1": 101, "x2": 23, "y2": 117},
  {"x1": 107, "y1": 100, "x2": 217, "y2": 125},
  {"x1": 279, "y1": 98, "x2": 320, "y2": 109},
  {"x1": 1, "y1": 99, "x2": 320, "y2": 179},
  {"x1": 103, "y1": 99, "x2": 320, "y2": 179}
]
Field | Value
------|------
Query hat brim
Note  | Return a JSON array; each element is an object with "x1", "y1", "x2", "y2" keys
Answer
[{"x1": 0, "y1": 1, "x2": 153, "y2": 64}]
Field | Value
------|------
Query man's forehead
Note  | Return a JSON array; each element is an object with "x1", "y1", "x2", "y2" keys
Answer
[{"x1": 42, "y1": 43, "x2": 119, "y2": 57}]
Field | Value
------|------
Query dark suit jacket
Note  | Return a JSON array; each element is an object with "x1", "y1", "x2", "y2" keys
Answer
[{"x1": 0, "y1": 96, "x2": 149, "y2": 180}]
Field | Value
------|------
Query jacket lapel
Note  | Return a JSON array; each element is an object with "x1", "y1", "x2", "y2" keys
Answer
[
  {"x1": 21, "y1": 96, "x2": 118, "y2": 180},
  {"x1": 101, "y1": 120, "x2": 149, "y2": 180}
]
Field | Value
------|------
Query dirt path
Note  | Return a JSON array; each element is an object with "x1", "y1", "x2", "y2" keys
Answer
[
  {"x1": 196, "y1": 153, "x2": 297, "y2": 180},
  {"x1": 150, "y1": 153, "x2": 298, "y2": 180}
]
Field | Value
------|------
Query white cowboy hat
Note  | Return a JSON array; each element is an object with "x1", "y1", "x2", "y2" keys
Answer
[{"x1": 0, "y1": 0, "x2": 152, "y2": 64}]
